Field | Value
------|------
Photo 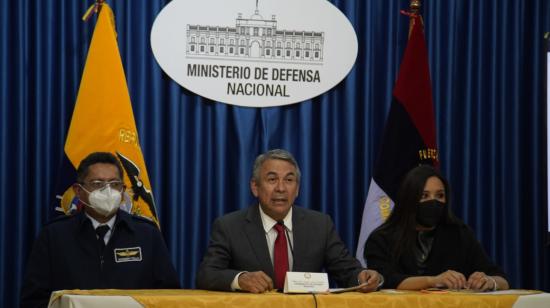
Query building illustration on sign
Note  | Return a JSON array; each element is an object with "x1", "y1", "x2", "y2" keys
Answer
[{"x1": 186, "y1": 2, "x2": 324, "y2": 64}]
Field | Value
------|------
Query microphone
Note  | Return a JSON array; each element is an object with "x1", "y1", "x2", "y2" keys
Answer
[{"x1": 277, "y1": 220, "x2": 294, "y2": 261}]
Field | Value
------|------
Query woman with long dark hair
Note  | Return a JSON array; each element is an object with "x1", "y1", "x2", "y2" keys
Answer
[{"x1": 364, "y1": 165, "x2": 509, "y2": 291}]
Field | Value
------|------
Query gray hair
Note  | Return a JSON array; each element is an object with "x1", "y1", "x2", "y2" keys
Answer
[{"x1": 252, "y1": 149, "x2": 301, "y2": 183}]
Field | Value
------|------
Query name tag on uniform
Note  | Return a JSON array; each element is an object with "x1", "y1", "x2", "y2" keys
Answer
[
  {"x1": 114, "y1": 247, "x2": 142, "y2": 263},
  {"x1": 284, "y1": 272, "x2": 329, "y2": 293}
]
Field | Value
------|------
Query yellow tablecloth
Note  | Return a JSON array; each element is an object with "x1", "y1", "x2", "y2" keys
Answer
[{"x1": 48, "y1": 289, "x2": 544, "y2": 308}]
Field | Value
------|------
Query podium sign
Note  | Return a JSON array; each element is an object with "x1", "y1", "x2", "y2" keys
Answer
[{"x1": 283, "y1": 272, "x2": 329, "y2": 293}]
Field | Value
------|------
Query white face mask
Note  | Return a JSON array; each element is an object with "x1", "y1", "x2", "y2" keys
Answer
[{"x1": 80, "y1": 185, "x2": 121, "y2": 217}]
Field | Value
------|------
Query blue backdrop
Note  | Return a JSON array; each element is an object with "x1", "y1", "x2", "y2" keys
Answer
[{"x1": 1, "y1": 0, "x2": 549, "y2": 307}]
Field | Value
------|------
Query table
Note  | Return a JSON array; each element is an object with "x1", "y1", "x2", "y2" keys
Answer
[{"x1": 47, "y1": 289, "x2": 550, "y2": 308}]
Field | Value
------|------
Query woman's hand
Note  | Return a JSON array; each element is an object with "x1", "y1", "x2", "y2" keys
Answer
[
  {"x1": 430, "y1": 270, "x2": 467, "y2": 289},
  {"x1": 467, "y1": 271, "x2": 496, "y2": 291}
]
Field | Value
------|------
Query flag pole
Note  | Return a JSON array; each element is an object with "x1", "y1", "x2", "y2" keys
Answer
[
  {"x1": 408, "y1": 0, "x2": 421, "y2": 37},
  {"x1": 83, "y1": 0, "x2": 106, "y2": 21},
  {"x1": 410, "y1": 0, "x2": 421, "y2": 14}
]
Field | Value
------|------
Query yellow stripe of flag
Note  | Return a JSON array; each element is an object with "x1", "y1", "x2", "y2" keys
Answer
[{"x1": 64, "y1": 3, "x2": 158, "y2": 226}]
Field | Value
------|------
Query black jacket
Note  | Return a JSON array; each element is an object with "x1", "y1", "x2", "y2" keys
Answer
[
  {"x1": 20, "y1": 210, "x2": 180, "y2": 308},
  {"x1": 364, "y1": 223, "x2": 507, "y2": 289}
]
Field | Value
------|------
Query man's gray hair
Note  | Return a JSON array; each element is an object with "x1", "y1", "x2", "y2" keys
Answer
[{"x1": 252, "y1": 149, "x2": 301, "y2": 183}]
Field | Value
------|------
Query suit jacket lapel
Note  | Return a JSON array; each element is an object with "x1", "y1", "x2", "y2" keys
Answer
[
  {"x1": 244, "y1": 205, "x2": 274, "y2": 278},
  {"x1": 290, "y1": 206, "x2": 307, "y2": 271},
  {"x1": 75, "y1": 212, "x2": 100, "y2": 257}
]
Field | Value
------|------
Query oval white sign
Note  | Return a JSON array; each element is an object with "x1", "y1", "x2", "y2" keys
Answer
[{"x1": 151, "y1": 0, "x2": 358, "y2": 107}]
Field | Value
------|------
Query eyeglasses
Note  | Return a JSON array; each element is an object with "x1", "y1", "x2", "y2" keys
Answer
[{"x1": 81, "y1": 180, "x2": 124, "y2": 191}]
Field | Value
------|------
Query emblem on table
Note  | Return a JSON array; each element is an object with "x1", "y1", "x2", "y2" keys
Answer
[{"x1": 114, "y1": 247, "x2": 142, "y2": 263}]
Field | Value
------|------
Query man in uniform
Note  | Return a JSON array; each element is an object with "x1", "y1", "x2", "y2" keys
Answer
[{"x1": 20, "y1": 152, "x2": 179, "y2": 307}]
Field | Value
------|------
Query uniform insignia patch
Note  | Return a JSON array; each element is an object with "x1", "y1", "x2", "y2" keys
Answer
[{"x1": 114, "y1": 247, "x2": 142, "y2": 263}]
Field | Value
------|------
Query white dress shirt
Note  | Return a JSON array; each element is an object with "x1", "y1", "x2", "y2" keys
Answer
[
  {"x1": 259, "y1": 206, "x2": 294, "y2": 270},
  {"x1": 230, "y1": 206, "x2": 294, "y2": 290},
  {"x1": 86, "y1": 213, "x2": 116, "y2": 245}
]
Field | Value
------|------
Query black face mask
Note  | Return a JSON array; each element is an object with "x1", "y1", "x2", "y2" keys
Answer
[{"x1": 416, "y1": 199, "x2": 446, "y2": 228}]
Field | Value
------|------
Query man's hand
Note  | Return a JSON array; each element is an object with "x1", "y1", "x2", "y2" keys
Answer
[
  {"x1": 357, "y1": 269, "x2": 382, "y2": 292},
  {"x1": 238, "y1": 271, "x2": 274, "y2": 293}
]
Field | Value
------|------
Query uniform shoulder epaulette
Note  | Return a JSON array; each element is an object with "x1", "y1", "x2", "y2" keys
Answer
[
  {"x1": 130, "y1": 214, "x2": 158, "y2": 227},
  {"x1": 44, "y1": 212, "x2": 79, "y2": 226}
]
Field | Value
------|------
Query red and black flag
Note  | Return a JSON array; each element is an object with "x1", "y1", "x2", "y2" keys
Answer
[{"x1": 356, "y1": 12, "x2": 438, "y2": 265}]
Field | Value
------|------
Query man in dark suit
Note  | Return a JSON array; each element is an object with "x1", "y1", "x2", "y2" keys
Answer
[{"x1": 196, "y1": 149, "x2": 382, "y2": 293}]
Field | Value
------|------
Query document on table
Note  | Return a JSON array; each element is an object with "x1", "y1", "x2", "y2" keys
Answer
[{"x1": 329, "y1": 283, "x2": 368, "y2": 293}]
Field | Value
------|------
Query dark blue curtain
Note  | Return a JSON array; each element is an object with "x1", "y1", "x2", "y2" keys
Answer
[{"x1": 1, "y1": 0, "x2": 549, "y2": 306}]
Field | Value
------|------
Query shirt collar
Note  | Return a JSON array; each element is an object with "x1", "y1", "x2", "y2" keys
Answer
[
  {"x1": 86, "y1": 212, "x2": 117, "y2": 230},
  {"x1": 258, "y1": 205, "x2": 293, "y2": 233}
]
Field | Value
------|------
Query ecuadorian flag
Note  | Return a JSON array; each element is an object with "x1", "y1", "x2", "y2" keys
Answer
[
  {"x1": 356, "y1": 13, "x2": 438, "y2": 265},
  {"x1": 56, "y1": 3, "x2": 159, "y2": 226}
]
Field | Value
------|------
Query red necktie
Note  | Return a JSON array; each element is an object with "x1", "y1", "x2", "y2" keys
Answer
[{"x1": 273, "y1": 223, "x2": 289, "y2": 289}]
